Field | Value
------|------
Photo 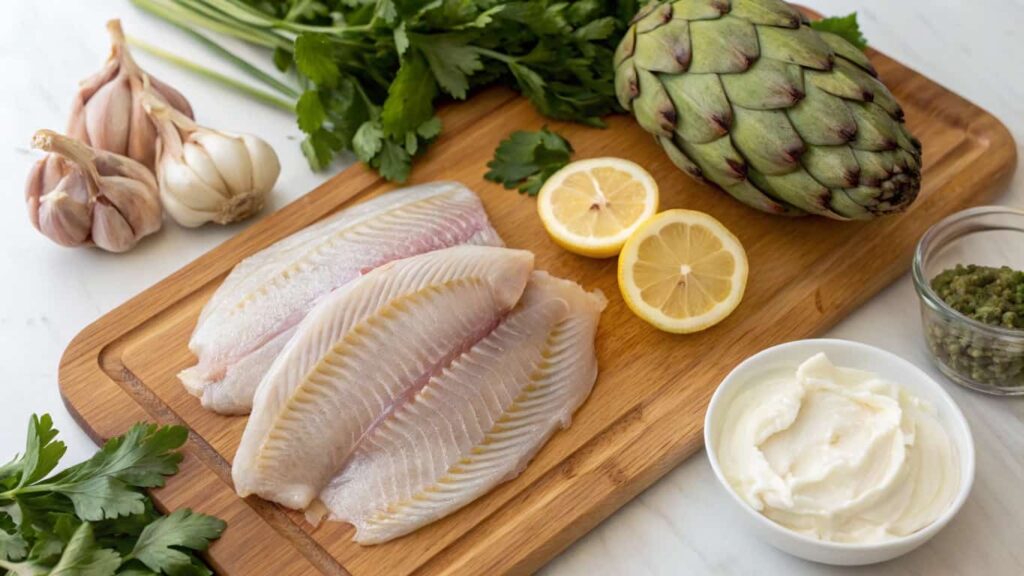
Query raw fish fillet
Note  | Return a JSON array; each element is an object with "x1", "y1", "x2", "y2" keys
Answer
[
  {"x1": 231, "y1": 242, "x2": 606, "y2": 544},
  {"x1": 233, "y1": 245, "x2": 536, "y2": 508},
  {"x1": 180, "y1": 182, "x2": 503, "y2": 414},
  {"x1": 320, "y1": 271, "x2": 606, "y2": 544}
]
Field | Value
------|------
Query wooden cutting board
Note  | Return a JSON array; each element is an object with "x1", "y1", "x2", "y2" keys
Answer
[{"x1": 59, "y1": 38, "x2": 1015, "y2": 575}]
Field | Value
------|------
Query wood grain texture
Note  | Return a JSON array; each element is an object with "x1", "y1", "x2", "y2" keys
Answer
[{"x1": 59, "y1": 41, "x2": 1015, "y2": 575}]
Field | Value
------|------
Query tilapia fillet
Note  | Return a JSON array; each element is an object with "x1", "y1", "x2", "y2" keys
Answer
[
  {"x1": 320, "y1": 271, "x2": 607, "y2": 544},
  {"x1": 180, "y1": 182, "x2": 502, "y2": 415},
  {"x1": 233, "y1": 246, "x2": 606, "y2": 544}
]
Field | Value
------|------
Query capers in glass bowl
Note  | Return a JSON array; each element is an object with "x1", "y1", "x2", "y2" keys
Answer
[{"x1": 913, "y1": 207, "x2": 1024, "y2": 396}]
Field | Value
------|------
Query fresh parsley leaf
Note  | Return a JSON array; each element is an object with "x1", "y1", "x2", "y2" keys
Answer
[
  {"x1": 302, "y1": 130, "x2": 341, "y2": 171},
  {"x1": 811, "y1": 13, "x2": 868, "y2": 50},
  {"x1": 415, "y1": 34, "x2": 484, "y2": 100},
  {"x1": 293, "y1": 33, "x2": 339, "y2": 86},
  {"x1": 485, "y1": 127, "x2": 574, "y2": 195},
  {"x1": 381, "y1": 51, "x2": 438, "y2": 139},
  {"x1": 271, "y1": 47, "x2": 292, "y2": 73},
  {"x1": 450, "y1": 6, "x2": 504, "y2": 30},
  {"x1": 404, "y1": 131, "x2": 419, "y2": 155},
  {"x1": 53, "y1": 477, "x2": 148, "y2": 522},
  {"x1": 393, "y1": 22, "x2": 410, "y2": 56},
  {"x1": 0, "y1": 522, "x2": 28, "y2": 561},
  {"x1": 27, "y1": 515, "x2": 71, "y2": 564},
  {"x1": 416, "y1": 116, "x2": 442, "y2": 140},
  {"x1": 17, "y1": 414, "x2": 66, "y2": 489},
  {"x1": 0, "y1": 456, "x2": 21, "y2": 485},
  {"x1": 48, "y1": 523, "x2": 120, "y2": 576},
  {"x1": 125, "y1": 509, "x2": 225, "y2": 575},
  {"x1": 296, "y1": 90, "x2": 327, "y2": 134},
  {"x1": 573, "y1": 17, "x2": 618, "y2": 41},
  {"x1": 377, "y1": 140, "x2": 413, "y2": 182},
  {"x1": 46, "y1": 423, "x2": 186, "y2": 500},
  {"x1": 352, "y1": 121, "x2": 384, "y2": 163},
  {"x1": 375, "y1": 0, "x2": 399, "y2": 25}
]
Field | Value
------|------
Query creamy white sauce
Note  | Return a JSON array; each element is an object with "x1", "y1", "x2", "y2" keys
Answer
[{"x1": 717, "y1": 353, "x2": 960, "y2": 543}]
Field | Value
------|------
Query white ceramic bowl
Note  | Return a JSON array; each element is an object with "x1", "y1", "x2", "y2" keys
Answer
[{"x1": 704, "y1": 338, "x2": 975, "y2": 566}]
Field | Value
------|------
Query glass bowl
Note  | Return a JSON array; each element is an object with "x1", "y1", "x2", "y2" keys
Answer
[{"x1": 912, "y1": 206, "x2": 1024, "y2": 396}]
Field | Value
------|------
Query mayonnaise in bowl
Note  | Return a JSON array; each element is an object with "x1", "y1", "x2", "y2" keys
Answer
[{"x1": 716, "y1": 352, "x2": 960, "y2": 544}]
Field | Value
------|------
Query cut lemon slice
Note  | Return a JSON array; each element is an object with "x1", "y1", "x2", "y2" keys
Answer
[
  {"x1": 537, "y1": 158, "x2": 659, "y2": 258},
  {"x1": 618, "y1": 209, "x2": 748, "y2": 334}
]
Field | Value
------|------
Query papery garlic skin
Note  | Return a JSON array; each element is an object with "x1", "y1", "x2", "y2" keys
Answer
[
  {"x1": 68, "y1": 19, "x2": 193, "y2": 170},
  {"x1": 144, "y1": 91, "x2": 280, "y2": 227},
  {"x1": 26, "y1": 130, "x2": 162, "y2": 252}
]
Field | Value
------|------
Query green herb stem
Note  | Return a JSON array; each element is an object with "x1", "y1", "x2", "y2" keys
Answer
[
  {"x1": 284, "y1": 0, "x2": 314, "y2": 22},
  {"x1": 472, "y1": 47, "x2": 517, "y2": 65},
  {"x1": 154, "y1": 22, "x2": 299, "y2": 98},
  {"x1": 128, "y1": 36, "x2": 296, "y2": 112},
  {"x1": 190, "y1": 0, "x2": 373, "y2": 35},
  {"x1": 131, "y1": 0, "x2": 291, "y2": 50}
]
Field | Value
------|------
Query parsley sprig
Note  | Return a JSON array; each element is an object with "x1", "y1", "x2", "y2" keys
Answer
[
  {"x1": 809, "y1": 12, "x2": 868, "y2": 50},
  {"x1": 0, "y1": 415, "x2": 225, "y2": 575},
  {"x1": 131, "y1": 0, "x2": 639, "y2": 181},
  {"x1": 485, "y1": 128, "x2": 573, "y2": 195}
]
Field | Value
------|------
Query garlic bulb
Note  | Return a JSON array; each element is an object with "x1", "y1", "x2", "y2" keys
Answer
[
  {"x1": 26, "y1": 130, "x2": 162, "y2": 252},
  {"x1": 143, "y1": 90, "x2": 280, "y2": 227},
  {"x1": 68, "y1": 19, "x2": 193, "y2": 170}
]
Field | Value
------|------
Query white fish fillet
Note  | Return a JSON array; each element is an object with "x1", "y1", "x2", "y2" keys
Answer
[
  {"x1": 233, "y1": 245, "x2": 536, "y2": 509},
  {"x1": 320, "y1": 271, "x2": 606, "y2": 544},
  {"x1": 180, "y1": 182, "x2": 503, "y2": 414}
]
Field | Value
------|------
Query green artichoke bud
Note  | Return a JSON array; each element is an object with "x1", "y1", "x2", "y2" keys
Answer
[{"x1": 615, "y1": 0, "x2": 922, "y2": 219}]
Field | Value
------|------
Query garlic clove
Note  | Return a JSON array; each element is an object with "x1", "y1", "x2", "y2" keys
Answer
[
  {"x1": 158, "y1": 181, "x2": 217, "y2": 228},
  {"x1": 127, "y1": 77, "x2": 159, "y2": 170},
  {"x1": 158, "y1": 157, "x2": 226, "y2": 212},
  {"x1": 25, "y1": 158, "x2": 48, "y2": 230},
  {"x1": 27, "y1": 155, "x2": 89, "y2": 234},
  {"x1": 56, "y1": 169, "x2": 93, "y2": 206},
  {"x1": 93, "y1": 147, "x2": 158, "y2": 190},
  {"x1": 38, "y1": 189, "x2": 92, "y2": 247},
  {"x1": 84, "y1": 75, "x2": 132, "y2": 156},
  {"x1": 192, "y1": 131, "x2": 252, "y2": 196},
  {"x1": 91, "y1": 199, "x2": 136, "y2": 253},
  {"x1": 101, "y1": 176, "x2": 163, "y2": 239},
  {"x1": 182, "y1": 141, "x2": 229, "y2": 197},
  {"x1": 68, "y1": 59, "x2": 120, "y2": 144},
  {"x1": 242, "y1": 134, "x2": 281, "y2": 195},
  {"x1": 39, "y1": 154, "x2": 71, "y2": 197},
  {"x1": 150, "y1": 75, "x2": 194, "y2": 120}
]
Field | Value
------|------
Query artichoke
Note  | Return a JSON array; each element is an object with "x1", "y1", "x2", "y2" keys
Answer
[{"x1": 614, "y1": 0, "x2": 922, "y2": 219}]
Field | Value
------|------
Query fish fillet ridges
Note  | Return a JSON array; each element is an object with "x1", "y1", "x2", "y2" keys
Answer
[
  {"x1": 258, "y1": 279, "x2": 495, "y2": 465},
  {"x1": 233, "y1": 246, "x2": 535, "y2": 509},
  {"x1": 318, "y1": 272, "x2": 606, "y2": 544},
  {"x1": 182, "y1": 182, "x2": 503, "y2": 414}
]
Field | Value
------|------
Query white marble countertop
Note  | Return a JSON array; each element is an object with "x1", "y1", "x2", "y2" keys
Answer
[{"x1": 2, "y1": 1, "x2": 1021, "y2": 574}]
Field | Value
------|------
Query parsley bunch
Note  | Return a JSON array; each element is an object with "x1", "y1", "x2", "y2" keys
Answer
[
  {"x1": 131, "y1": 0, "x2": 640, "y2": 181},
  {"x1": 0, "y1": 415, "x2": 224, "y2": 575}
]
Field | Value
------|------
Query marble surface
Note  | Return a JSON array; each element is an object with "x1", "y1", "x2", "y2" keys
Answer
[{"x1": 2, "y1": 1, "x2": 1021, "y2": 574}]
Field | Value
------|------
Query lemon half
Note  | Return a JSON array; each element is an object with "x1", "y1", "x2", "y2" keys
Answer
[
  {"x1": 618, "y1": 209, "x2": 748, "y2": 334},
  {"x1": 537, "y1": 158, "x2": 659, "y2": 258}
]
